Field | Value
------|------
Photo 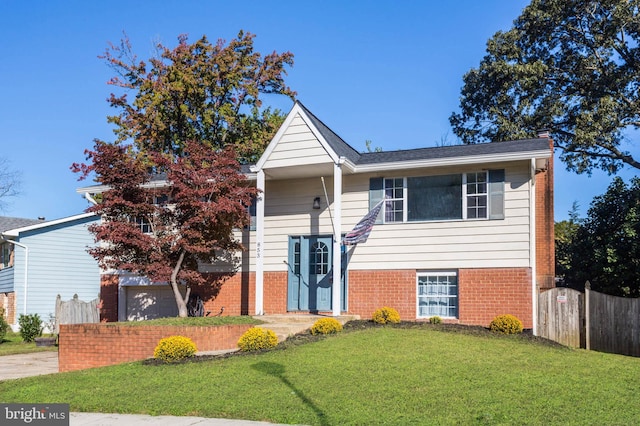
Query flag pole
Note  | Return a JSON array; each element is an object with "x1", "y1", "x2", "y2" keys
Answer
[{"x1": 320, "y1": 176, "x2": 337, "y2": 242}]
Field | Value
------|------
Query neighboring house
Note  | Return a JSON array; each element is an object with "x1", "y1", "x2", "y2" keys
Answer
[
  {"x1": 0, "y1": 213, "x2": 100, "y2": 331},
  {"x1": 81, "y1": 101, "x2": 554, "y2": 332}
]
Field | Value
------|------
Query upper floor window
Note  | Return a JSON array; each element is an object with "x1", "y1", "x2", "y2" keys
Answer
[{"x1": 370, "y1": 169, "x2": 504, "y2": 224}]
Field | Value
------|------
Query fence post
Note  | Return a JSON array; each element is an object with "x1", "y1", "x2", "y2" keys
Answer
[{"x1": 585, "y1": 281, "x2": 591, "y2": 351}]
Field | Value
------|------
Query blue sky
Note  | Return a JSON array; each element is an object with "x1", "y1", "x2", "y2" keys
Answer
[{"x1": 0, "y1": 0, "x2": 637, "y2": 222}]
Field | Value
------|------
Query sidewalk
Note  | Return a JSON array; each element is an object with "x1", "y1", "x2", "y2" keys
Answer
[{"x1": 70, "y1": 412, "x2": 292, "y2": 425}]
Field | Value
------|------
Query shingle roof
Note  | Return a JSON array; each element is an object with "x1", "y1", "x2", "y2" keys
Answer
[
  {"x1": 357, "y1": 138, "x2": 551, "y2": 165},
  {"x1": 294, "y1": 101, "x2": 550, "y2": 166},
  {"x1": 295, "y1": 101, "x2": 362, "y2": 164},
  {"x1": 0, "y1": 216, "x2": 44, "y2": 234}
]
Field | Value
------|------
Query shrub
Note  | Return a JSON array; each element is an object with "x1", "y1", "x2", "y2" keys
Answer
[
  {"x1": 153, "y1": 335, "x2": 197, "y2": 362},
  {"x1": 18, "y1": 314, "x2": 42, "y2": 342},
  {"x1": 0, "y1": 308, "x2": 8, "y2": 343},
  {"x1": 489, "y1": 314, "x2": 524, "y2": 334},
  {"x1": 310, "y1": 318, "x2": 343, "y2": 335},
  {"x1": 237, "y1": 327, "x2": 278, "y2": 351},
  {"x1": 372, "y1": 307, "x2": 401, "y2": 324},
  {"x1": 429, "y1": 316, "x2": 443, "y2": 325}
]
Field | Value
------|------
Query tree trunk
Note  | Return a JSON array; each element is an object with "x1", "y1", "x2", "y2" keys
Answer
[{"x1": 171, "y1": 250, "x2": 189, "y2": 317}]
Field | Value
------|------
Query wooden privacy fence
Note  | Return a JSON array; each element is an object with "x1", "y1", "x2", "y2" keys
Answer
[
  {"x1": 538, "y1": 283, "x2": 640, "y2": 357},
  {"x1": 54, "y1": 294, "x2": 99, "y2": 334}
]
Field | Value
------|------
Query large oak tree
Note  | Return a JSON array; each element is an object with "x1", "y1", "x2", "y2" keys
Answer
[
  {"x1": 450, "y1": 0, "x2": 640, "y2": 174},
  {"x1": 74, "y1": 31, "x2": 295, "y2": 317}
]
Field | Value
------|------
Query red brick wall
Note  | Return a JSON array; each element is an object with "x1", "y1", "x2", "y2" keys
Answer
[
  {"x1": 347, "y1": 270, "x2": 416, "y2": 320},
  {"x1": 99, "y1": 274, "x2": 119, "y2": 322},
  {"x1": 345, "y1": 268, "x2": 533, "y2": 328},
  {"x1": 58, "y1": 323, "x2": 253, "y2": 372},
  {"x1": 0, "y1": 292, "x2": 16, "y2": 325},
  {"x1": 459, "y1": 268, "x2": 533, "y2": 329},
  {"x1": 536, "y1": 139, "x2": 556, "y2": 289}
]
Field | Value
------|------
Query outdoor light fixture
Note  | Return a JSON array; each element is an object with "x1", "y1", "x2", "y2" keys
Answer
[{"x1": 313, "y1": 197, "x2": 321, "y2": 209}]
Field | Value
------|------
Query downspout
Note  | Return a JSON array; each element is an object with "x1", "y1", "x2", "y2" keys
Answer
[
  {"x1": 84, "y1": 192, "x2": 98, "y2": 205},
  {"x1": 530, "y1": 158, "x2": 538, "y2": 336},
  {"x1": 1, "y1": 238, "x2": 28, "y2": 316}
]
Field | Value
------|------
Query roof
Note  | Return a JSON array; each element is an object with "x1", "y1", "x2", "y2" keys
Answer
[
  {"x1": 0, "y1": 216, "x2": 44, "y2": 234},
  {"x1": 1, "y1": 213, "x2": 98, "y2": 238},
  {"x1": 263, "y1": 101, "x2": 552, "y2": 174},
  {"x1": 357, "y1": 138, "x2": 551, "y2": 165},
  {"x1": 295, "y1": 101, "x2": 362, "y2": 164}
]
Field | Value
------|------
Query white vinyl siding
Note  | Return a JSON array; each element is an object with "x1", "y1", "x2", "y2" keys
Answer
[
  {"x1": 210, "y1": 161, "x2": 532, "y2": 273},
  {"x1": 262, "y1": 114, "x2": 334, "y2": 169},
  {"x1": 341, "y1": 163, "x2": 531, "y2": 270}
]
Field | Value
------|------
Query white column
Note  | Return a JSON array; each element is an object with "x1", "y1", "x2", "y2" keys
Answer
[
  {"x1": 332, "y1": 162, "x2": 342, "y2": 316},
  {"x1": 255, "y1": 170, "x2": 265, "y2": 315}
]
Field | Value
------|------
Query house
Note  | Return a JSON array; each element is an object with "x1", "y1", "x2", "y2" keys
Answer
[
  {"x1": 84, "y1": 101, "x2": 554, "y2": 331},
  {"x1": 0, "y1": 213, "x2": 100, "y2": 331}
]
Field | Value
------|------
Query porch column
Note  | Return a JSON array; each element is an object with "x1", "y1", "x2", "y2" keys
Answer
[
  {"x1": 255, "y1": 169, "x2": 265, "y2": 315},
  {"x1": 332, "y1": 161, "x2": 343, "y2": 316}
]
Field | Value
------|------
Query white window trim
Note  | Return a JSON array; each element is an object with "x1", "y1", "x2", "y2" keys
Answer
[
  {"x1": 416, "y1": 270, "x2": 459, "y2": 320},
  {"x1": 384, "y1": 172, "x2": 489, "y2": 224}
]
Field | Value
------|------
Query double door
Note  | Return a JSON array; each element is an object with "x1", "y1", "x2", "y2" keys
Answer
[{"x1": 287, "y1": 235, "x2": 346, "y2": 312}]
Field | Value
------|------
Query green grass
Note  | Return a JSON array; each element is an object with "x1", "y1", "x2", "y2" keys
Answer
[
  {"x1": 1, "y1": 326, "x2": 639, "y2": 425},
  {"x1": 0, "y1": 332, "x2": 57, "y2": 356}
]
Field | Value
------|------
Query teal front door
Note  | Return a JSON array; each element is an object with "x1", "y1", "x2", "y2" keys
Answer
[{"x1": 287, "y1": 235, "x2": 346, "y2": 312}]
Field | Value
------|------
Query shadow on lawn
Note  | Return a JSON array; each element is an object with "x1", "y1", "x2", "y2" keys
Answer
[{"x1": 251, "y1": 361, "x2": 329, "y2": 426}]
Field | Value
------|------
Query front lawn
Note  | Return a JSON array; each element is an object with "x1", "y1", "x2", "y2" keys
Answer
[
  {"x1": 1, "y1": 324, "x2": 639, "y2": 425},
  {"x1": 0, "y1": 332, "x2": 57, "y2": 356}
]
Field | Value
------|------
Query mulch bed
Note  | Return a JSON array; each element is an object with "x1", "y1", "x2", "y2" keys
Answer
[{"x1": 143, "y1": 320, "x2": 565, "y2": 366}]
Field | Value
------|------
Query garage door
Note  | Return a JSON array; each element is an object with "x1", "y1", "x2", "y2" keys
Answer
[{"x1": 126, "y1": 285, "x2": 184, "y2": 321}]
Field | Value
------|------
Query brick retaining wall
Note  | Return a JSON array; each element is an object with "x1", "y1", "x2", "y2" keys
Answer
[{"x1": 58, "y1": 323, "x2": 253, "y2": 372}]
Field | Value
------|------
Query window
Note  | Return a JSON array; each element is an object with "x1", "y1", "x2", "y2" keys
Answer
[
  {"x1": 465, "y1": 172, "x2": 487, "y2": 219},
  {"x1": 133, "y1": 216, "x2": 152, "y2": 234},
  {"x1": 0, "y1": 243, "x2": 12, "y2": 269},
  {"x1": 407, "y1": 174, "x2": 462, "y2": 221},
  {"x1": 384, "y1": 178, "x2": 404, "y2": 222},
  {"x1": 372, "y1": 170, "x2": 503, "y2": 223},
  {"x1": 417, "y1": 272, "x2": 458, "y2": 318},
  {"x1": 311, "y1": 242, "x2": 329, "y2": 274}
]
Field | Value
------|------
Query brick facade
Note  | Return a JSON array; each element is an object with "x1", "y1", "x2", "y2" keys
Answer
[
  {"x1": 535, "y1": 138, "x2": 555, "y2": 290},
  {"x1": 58, "y1": 323, "x2": 252, "y2": 372},
  {"x1": 0, "y1": 292, "x2": 16, "y2": 325},
  {"x1": 347, "y1": 270, "x2": 417, "y2": 320},
  {"x1": 99, "y1": 274, "x2": 119, "y2": 322},
  {"x1": 458, "y1": 268, "x2": 533, "y2": 329}
]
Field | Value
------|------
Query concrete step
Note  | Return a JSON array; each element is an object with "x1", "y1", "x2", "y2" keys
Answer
[{"x1": 251, "y1": 314, "x2": 360, "y2": 342}]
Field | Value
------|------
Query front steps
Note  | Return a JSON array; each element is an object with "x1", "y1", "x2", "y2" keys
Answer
[{"x1": 252, "y1": 314, "x2": 360, "y2": 342}]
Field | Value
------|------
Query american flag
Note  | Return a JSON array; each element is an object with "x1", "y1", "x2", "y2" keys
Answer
[{"x1": 342, "y1": 199, "x2": 385, "y2": 245}]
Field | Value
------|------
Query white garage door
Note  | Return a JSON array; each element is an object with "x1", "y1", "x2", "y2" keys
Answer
[{"x1": 126, "y1": 285, "x2": 184, "y2": 321}]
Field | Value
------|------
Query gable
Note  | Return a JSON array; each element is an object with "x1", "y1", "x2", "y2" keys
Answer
[{"x1": 261, "y1": 112, "x2": 335, "y2": 170}]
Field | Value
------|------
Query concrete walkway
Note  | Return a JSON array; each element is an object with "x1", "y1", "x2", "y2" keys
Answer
[{"x1": 0, "y1": 351, "x2": 58, "y2": 380}]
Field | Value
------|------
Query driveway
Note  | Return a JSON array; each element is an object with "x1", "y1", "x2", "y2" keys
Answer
[{"x1": 0, "y1": 351, "x2": 58, "y2": 380}]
